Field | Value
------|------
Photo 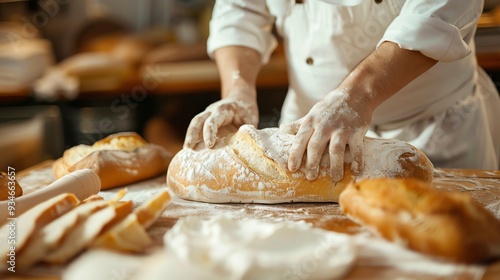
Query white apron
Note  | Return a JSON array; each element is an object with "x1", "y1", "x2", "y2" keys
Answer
[{"x1": 208, "y1": 0, "x2": 500, "y2": 169}]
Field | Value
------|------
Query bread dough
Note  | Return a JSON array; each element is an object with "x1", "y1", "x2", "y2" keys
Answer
[
  {"x1": 163, "y1": 216, "x2": 356, "y2": 280},
  {"x1": 167, "y1": 125, "x2": 434, "y2": 203}
]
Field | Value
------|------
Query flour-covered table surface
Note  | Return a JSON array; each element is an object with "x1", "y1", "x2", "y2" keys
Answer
[{"x1": 7, "y1": 161, "x2": 500, "y2": 280}]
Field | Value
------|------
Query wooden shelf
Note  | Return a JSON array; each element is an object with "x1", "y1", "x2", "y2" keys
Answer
[{"x1": 142, "y1": 53, "x2": 288, "y2": 95}]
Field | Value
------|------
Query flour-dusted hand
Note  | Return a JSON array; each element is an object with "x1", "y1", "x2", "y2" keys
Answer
[
  {"x1": 184, "y1": 87, "x2": 259, "y2": 149},
  {"x1": 281, "y1": 89, "x2": 373, "y2": 181}
]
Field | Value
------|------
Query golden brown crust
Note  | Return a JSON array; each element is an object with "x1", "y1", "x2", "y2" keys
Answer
[
  {"x1": 135, "y1": 190, "x2": 171, "y2": 229},
  {"x1": 0, "y1": 171, "x2": 22, "y2": 200},
  {"x1": 168, "y1": 148, "x2": 352, "y2": 203},
  {"x1": 339, "y1": 178, "x2": 500, "y2": 263},
  {"x1": 395, "y1": 147, "x2": 434, "y2": 184},
  {"x1": 166, "y1": 125, "x2": 434, "y2": 204},
  {"x1": 53, "y1": 132, "x2": 172, "y2": 190}
]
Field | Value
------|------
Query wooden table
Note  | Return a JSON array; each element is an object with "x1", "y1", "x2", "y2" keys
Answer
[{"x1": 6, "y1": 161, "x2": 500, "y2": 280}]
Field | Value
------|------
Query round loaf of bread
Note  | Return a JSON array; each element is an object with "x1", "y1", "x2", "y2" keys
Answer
[{"x1": 166, "y1": 125, "x2": 434, "y2": 203}]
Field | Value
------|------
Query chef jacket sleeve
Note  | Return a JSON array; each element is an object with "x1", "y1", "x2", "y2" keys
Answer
[
  {"x1": 378, "y1": 0, "x2": 483, "y2": 62},
  {"x1": 207, "y1": 0, "x2": 277, "y2": 64}
]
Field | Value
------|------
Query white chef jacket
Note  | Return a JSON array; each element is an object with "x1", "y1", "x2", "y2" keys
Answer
[{"x1": 207, "y1": 0, "x2": 500, "y2": 170}]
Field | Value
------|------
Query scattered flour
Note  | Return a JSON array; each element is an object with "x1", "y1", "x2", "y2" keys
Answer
[
  {"x1": 163, "y1": 216, "x2": 356, "y2": 280},
  {"x1": 486, "y1": 201, "x2": 500, "y2": 219},
  {"x1": 61, "y1": 215, "x2": 486, "y2": 280}
]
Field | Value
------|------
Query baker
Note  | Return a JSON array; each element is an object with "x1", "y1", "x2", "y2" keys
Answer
[{"x1": 184, "y1": 0, "x2": 500, "y2": 181}]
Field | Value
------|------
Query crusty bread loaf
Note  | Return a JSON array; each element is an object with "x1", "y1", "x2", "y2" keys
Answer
[
  {"x1": 339, "y1": 178, "x2": 500, "y2": 263},
  {"x1": 54, "y1": 132, "x2": 172, "y2": 190},
  {"x1": 167, "y1": 125, "x2": 434, "y2": 203}
]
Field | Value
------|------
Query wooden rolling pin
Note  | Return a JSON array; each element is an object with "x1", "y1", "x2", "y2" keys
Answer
[{"x1": 0, "y1": 169, "x2": 101, "y2": 222}]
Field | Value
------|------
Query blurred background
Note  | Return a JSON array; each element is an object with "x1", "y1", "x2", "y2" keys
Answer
[{"x1": 0, "y1": 0, "x2": 499, "y2": 171}]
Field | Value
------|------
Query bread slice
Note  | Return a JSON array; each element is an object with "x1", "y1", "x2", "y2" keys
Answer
[
  {"x1": 0, "y1": 171, "x2": 22, "y2": 200},
  {"x1": 135, "y1": 190, "x2": 170, "y2": 229},
  {"x1": 17, "y1": 200, "x2": 109, "y2": 270},
  {"x1": 53, "y1": 132, "x2": 172, "y2": 190},
  {"x1": 91, "y1": 213, "x2": 152, "y2": 253},
  {"x1": 167, "y1": 125, "x2": 434, "y2": 203},
  {"x1": 0, "y1": 193, "x2": 79, "y2": 271},
  {"x1": 91, "y1": 190, "x2": 170, "y2": 253},
  {"x1": 43, "y1": 201, "x2": 133, "y2": 264},
  {"x1": 339, "y1": 178, "x2": 500, "y2": 263}
]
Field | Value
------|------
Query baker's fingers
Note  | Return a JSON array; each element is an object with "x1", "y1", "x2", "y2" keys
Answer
[
  {"x1": 280, "y1": 118, "x2": 303, "y2": 135},
  {"x1": 329, "y1": 134, "x2": 347, "y2": 182},
  {"x1": 347, "y1": 136, "x2": 364, "y2": 176},
  {"x1": 184, "y1": 111, "x2": 211, "y2": 149},
  {"x1": 305, "y1": 131, "x2": 330, "y2": 181},
  {"x1": 288, "y1": 124, "x2": 313, "y2": 172},
  {"x1": 203, "y1": 110, "x2": 234, "y2": 148}
]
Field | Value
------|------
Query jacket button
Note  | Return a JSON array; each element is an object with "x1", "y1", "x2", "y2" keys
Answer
[
  {"x1": 306, "y1": 57, "x2": 314, "y2": 65},
  {"x1": 296, "y1": 0, "x2": 304, "y2": 3},
  {"x1": 374, "y1": 0, "x2": 382, "y2": 3}
]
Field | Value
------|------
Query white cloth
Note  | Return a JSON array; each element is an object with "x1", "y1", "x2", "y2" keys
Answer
[
  {"x1": 367, "y1": 68, "x2": 500, "y2": 169},
  {"x1": 207, "y1": 0, "x2": 500, "y2": 169}
]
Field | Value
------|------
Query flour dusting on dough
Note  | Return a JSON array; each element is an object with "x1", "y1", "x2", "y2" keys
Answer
[
  {"x1": 167, "y1": 125, "x2": 432, "y2": 203},
  {"x1": 243, "y1": 125, "x2": 425, "y2": 179}
]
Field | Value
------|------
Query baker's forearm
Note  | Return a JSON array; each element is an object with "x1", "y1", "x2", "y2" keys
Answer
[
  {"x1": 338, "y1": 41, "x2": 438, "y2": 111},
  {"x1": 213, "y1": 46, "x2": 262, "y2": 98}
]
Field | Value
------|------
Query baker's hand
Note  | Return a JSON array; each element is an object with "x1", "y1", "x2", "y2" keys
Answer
[
  {"x1": 184, "y1": 87, "x2": 259, "y2": 149},
  {"x1": 280, "y1": 89, "x2": 372, "y2": 182}
]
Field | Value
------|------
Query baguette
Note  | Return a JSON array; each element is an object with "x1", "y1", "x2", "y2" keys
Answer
[
  {"x1": 53, "y1": 132, "x2": 172, "y2": 190},
  {"x1": 167, "y1": 125, "x2": 433, "y2": 203},
  {"x1": 339, "y1": 178, "x2": 500, "y2": 263}
]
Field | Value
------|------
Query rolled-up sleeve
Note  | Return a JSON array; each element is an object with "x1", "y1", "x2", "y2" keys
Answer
[
  {"x1": 207, "y1": 0, "x2": 277, "y2": 64},
  {"x1": 378, "y1": 0, "x2": 483, "y2": 62}
]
